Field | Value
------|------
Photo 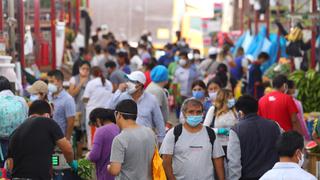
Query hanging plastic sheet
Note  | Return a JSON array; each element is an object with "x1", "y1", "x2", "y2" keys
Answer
[
  {"x1": 247, "y1": 26, "x2": 267, "y2": 59},
  {"x1": 261, "y1": 34, "x2": 279, "y2": 73},
  {"x1": 279, "y1": 36, "x2": 288, "y2": 58},
  {"x1": 242, "y1": 31, "x2": 254, "y2": 53},
  {"x1": 56, "y1": 21, "x2": 66, "y2": 69},
  {"x1": 231, "y1": 31, "x2": 246, "y2": 56}
]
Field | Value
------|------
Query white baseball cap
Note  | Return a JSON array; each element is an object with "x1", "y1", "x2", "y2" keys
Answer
[{"x1": 126, "y1": 71, "x2": 146, "y2": 84}]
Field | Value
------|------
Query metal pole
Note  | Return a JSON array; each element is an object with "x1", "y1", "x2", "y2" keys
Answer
[
  {"x1": 311, "y1": 0, "x2": 317, "y2": 69},
  {"x1": 239, "y1": 0, "x2": 244, "y2": 34},
  {"x1": 75, "y1": 0, "x2": 80, "y2": 32},
  {"x1": 34, "y1": 0, "x2": 40, "y2": 63},
  {"x1": 51, "y1": 0, "x2": 56, "y2": 69},
  {"x1": 8, "y1": 0, "x2": 16, "y2": 55},
  {"x1": 0, "y1": 0, "x2": 3, "y2": 32},
  {"x1": 60, "y1": 0, "x2": 65, "y2": 21},
  {"x1": 18, "y1": 0, "x2": 25, "y2": 68}
]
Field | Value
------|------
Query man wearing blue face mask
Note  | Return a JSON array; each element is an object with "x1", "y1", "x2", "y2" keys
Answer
[{"x1": 160, "y1": 98, "x2": 225, "y2": 180}]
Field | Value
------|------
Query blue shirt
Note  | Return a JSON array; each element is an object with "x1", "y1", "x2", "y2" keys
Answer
[
  {"x1": 158, "y1": 54, "x2": 174, "y2": 67},
  {"x1": 51, "y1": 90, "x2": 76, "y2": 135},
  {"x1": 230, "y1": 56, "x2": 243, "y2": 81},
  {"x1": 108, "y1": 90, "x2": 166, "y2": 142}
]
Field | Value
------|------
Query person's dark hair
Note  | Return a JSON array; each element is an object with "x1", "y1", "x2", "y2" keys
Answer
[
  {"x1": 236, "y1": 47, "x2": 244, "y2": 57},
  {"x1": 207, "y1": 77, "x2": 223, "y2": 89},
  {"x1": 258, "y1": 52, "x2": 269, "y2": 61},
  {"x1": 215, "y1": 63, "x2": 229, "y2": 88},
  {"x1": 235, "y1": 95, "x2": 258, "y2": 115},
  {"x1": 29, "y1": 100, "x2": 52, "y2": 116},
  {"x1": 182, "y1": 98, "x2": 204, "y2": 114},
  {"x1": 276, "y1": 131, "x2": 304, "y2": 157},
  {"x1": 179, "y1": 51, "x2": 188, "y2": 59},
  {"x1": 193, "y1": 49, "x2": 200, "y2": 54},
  {"x1": 115, "y1": 99, "x2": 138, "y2": 120},
  {"x1": 0, "y1": 76, "x2": 12, "y2": 92},
  {"x1": 117, "y1": 51, "x2": 130, "y2": 65},
  {"x1": 272, "y1": 74, "x2": 288, "y2": 89},
  {"x1": 94, "y1": 44, "x2": 102, "y2": 54},
  {"x1": 79, "y1": 60, "x2": 91, "y2": 69},
  {"x1": 48, "y1": 70, "x2": 64, "y2": 81},
  {"x1": 89, "y1": 108, "x2": 116, "y2": 125},
  {"x1": 192, "y1": 80, "x2": 207, "y2": 91},
  {"x1": 91, "y1": 67, "x2": 105, "y2": 86},
  {"x1": 105, "y1": 61, "x2": 117, "y2": 68},
  {"x1": 287, "y1": 80, "x2": 295, "y2": 89},
  {"x1": 144, "y1": 57, "x2": 157, "y2": 71},
  {"x1": 129, "y1": 47, "x2": 138, "y2": 58},
  {"x1": 164, "y1": 43, "x2": 173, "y2": 51}
]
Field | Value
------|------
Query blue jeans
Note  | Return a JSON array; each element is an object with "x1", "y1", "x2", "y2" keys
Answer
[{"x1": 0, "y1": 138, "x2": 9, "y2": 168}]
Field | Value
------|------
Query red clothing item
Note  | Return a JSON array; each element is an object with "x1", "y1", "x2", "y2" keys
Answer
[
  {"x1": 258, "y1": 91, "x2": 298, "y2": 131},
  {"x1": 144, "y1": 71, "x2": 152, "y2": 87}
]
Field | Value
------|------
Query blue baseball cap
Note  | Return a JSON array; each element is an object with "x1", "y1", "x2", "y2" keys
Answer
[{"x1": 151, "y1": 65, "x2": 168, "y2": 83}]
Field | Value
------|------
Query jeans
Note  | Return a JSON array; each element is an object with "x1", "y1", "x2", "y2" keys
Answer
[{"x1": 0, "y1": 138, "x2": 9, "y2": 168}]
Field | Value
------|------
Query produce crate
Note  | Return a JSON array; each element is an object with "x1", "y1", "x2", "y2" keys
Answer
[{"x1": 307, "y1": 152, "x2": 320, "y2": 178}]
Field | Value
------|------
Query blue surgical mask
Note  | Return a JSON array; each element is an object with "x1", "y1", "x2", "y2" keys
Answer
[
  {"x1": 174, "y1": 56, "x2": 180, "y2": 62},
  {"x1": 227, "y1": 98, "x2": 236, "y2": 109},
  {"x1": 30, "y1": 94, "x2": 39, "y2": 102},
  {"x1": 186, "y1": 115, "x2": 203, "y2": 127},
  {"x1": 192, "y1": 91, "x2": 205, "y2": 100}
]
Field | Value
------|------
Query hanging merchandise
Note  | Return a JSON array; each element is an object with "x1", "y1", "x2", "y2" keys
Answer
[
  {"x1": 24, "y1": 25, "x2": 33, "y2": 56},
  {"x1": 56, "y1": 21, "x2": 66, "y2": 69},
  {"x1": 231, "y1": 32, "x2": 246, "y2": 56},
  {"x1": 247, "y1": 25, "x2": 267, "y2": 59}
]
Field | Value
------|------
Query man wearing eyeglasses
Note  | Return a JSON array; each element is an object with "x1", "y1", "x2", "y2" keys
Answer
[
  {"x1": 107, "y1": 71, "x2": 166, "y2": 143},
  {"x1": 108, "y1": 99, "x2": 156, "y2": 180}
]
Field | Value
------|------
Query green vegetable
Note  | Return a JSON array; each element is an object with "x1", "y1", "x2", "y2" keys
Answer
[
  {"x1": 78, "y1": 158, "x2": 94, "y2": 180},
  {"x1": 289, "y1": 70, "x2": 320, "y2": 113}
]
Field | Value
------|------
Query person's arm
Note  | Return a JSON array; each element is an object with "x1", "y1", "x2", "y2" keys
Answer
[
  {"x1": 162, "y1": 155, "x2": 176, "y2": 180},
  {"x1": 88, "y1": 130, "x2": 104, "y2": 163},
  {"x1": 152, "y1": 100, "x2": 166, "y2": 143},
  {"x1": 56, "y1": 137, "x2": 74, "y2": 163},
  {"x1": 159, "y1": 129, "x2": 175, "y2": 179},
  {"x1": 203, "y1": 106, "x2": 215, "y2": 126},
  {"x1": 107, "y1": 162, "x2": 122, "y2": 176},
  {"x1": 107, "y1": 83, "x2": 127, "y2": 109},
  {"x1": 213, "y1": 157, "x2": 225, "y2": 180},
  {"x1": 109, "y1": 136, "x2": 125, "y2": 176},
  {"x1": 66, "y1": 116, "x2": 75, "y2": 141},
  {"x1": 227, "y1": 129, "x2": 242, "y2": 180},
  {"x1": 68, "y1": 83, "x2": 83, "y2": 97},
  {"x1": 291, "y1": 113, "x2": 302, "y2": 134},
  {"x1": 65, "y1": 98, "x2": 76, "y2": 140}
]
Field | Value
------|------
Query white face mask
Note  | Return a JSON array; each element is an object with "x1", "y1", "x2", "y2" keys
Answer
[
  {"x1": 208, "y1": 91, "x2": 218, "y2": 100},
  {"x1": 298, "y1": 152, "x2": 304, "y2": 167},
  {"x1": 48, "y1": 83, "x2": 58, "y2": 93},
  {"x1": 126, "y1": 82, "x2": 137, "y2": 94},
  {"x1": 179, "y1": 59, "x2": 187, "y2": 66},
  {"x1": 194, "y1": 53, "x2": 200, "y2": 59},
  {"x1": 30, "y1": 94, "x2": 40, "y2": 102}
]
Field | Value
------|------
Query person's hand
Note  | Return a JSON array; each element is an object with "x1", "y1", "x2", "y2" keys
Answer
[
  {"x1": 118, "y1": 83, "x2": 128, "y2": 92},
  {"x1": 68, "y1": 160, "x2": 78, "y2": 172},
  {"x1": 217, "y1": 128, "x2": 229, "y2": 136}
]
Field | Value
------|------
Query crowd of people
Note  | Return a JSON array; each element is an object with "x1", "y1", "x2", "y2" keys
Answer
[{"x1": 0, "y1": 29, "x2": 316, "y2": 180}]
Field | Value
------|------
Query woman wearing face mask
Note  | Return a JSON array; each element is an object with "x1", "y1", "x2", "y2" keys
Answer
[
  {"x1": 207, "y1": 77, "x2": 223, "y2": 102},
  {"x1": 191, "y1": 80, "x2": 211, "y2": 116},
  {"x1": 82, "y1": 67, "x2": 113, "y2": 150},
  {"x1": 287, "y1": 80, "x2": 310, "y2": 140},
  {"x1": 27, "y1": 80, "x2": 49, "y2": 103},
  {"x1": 204, "y1": 89, "x2": 237, "y2": 150},
  {"x1": 68, "y1": 60, "x2": 91, "y2": 155}
]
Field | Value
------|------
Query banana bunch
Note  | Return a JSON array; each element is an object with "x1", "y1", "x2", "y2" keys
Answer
[{"x1": 286, "y1": 27, "x2": 303, "y2": 42}]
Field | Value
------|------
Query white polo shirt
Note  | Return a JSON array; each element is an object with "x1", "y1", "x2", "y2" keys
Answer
[{"x1": 260, "y1": 162, "x2": 316, "y2": 180}]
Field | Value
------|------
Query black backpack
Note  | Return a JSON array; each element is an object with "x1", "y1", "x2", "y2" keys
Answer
[{"x1": 173, "y1": 124, "x2": 216, "y2": 150}]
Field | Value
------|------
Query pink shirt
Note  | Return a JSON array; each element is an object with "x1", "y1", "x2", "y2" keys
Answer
[{"x1": 294, "y1": 98, "x2": 310, "y2": 140}]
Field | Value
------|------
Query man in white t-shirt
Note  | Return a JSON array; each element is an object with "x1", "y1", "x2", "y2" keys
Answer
[
  {"x1": 260, "y1": 131, "x2": 316, "y2": 180},
  {"x1": 160, "y1": 98, "x2": 225, "y2": 180}
]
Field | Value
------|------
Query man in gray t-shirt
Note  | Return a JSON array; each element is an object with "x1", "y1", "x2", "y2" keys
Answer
[
  {"x1": 108, "y1": 99, "x2": 156, "y2": 180},
  {"x1": 160, "y1": 98, "x2": 225, "y2": 180}
]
